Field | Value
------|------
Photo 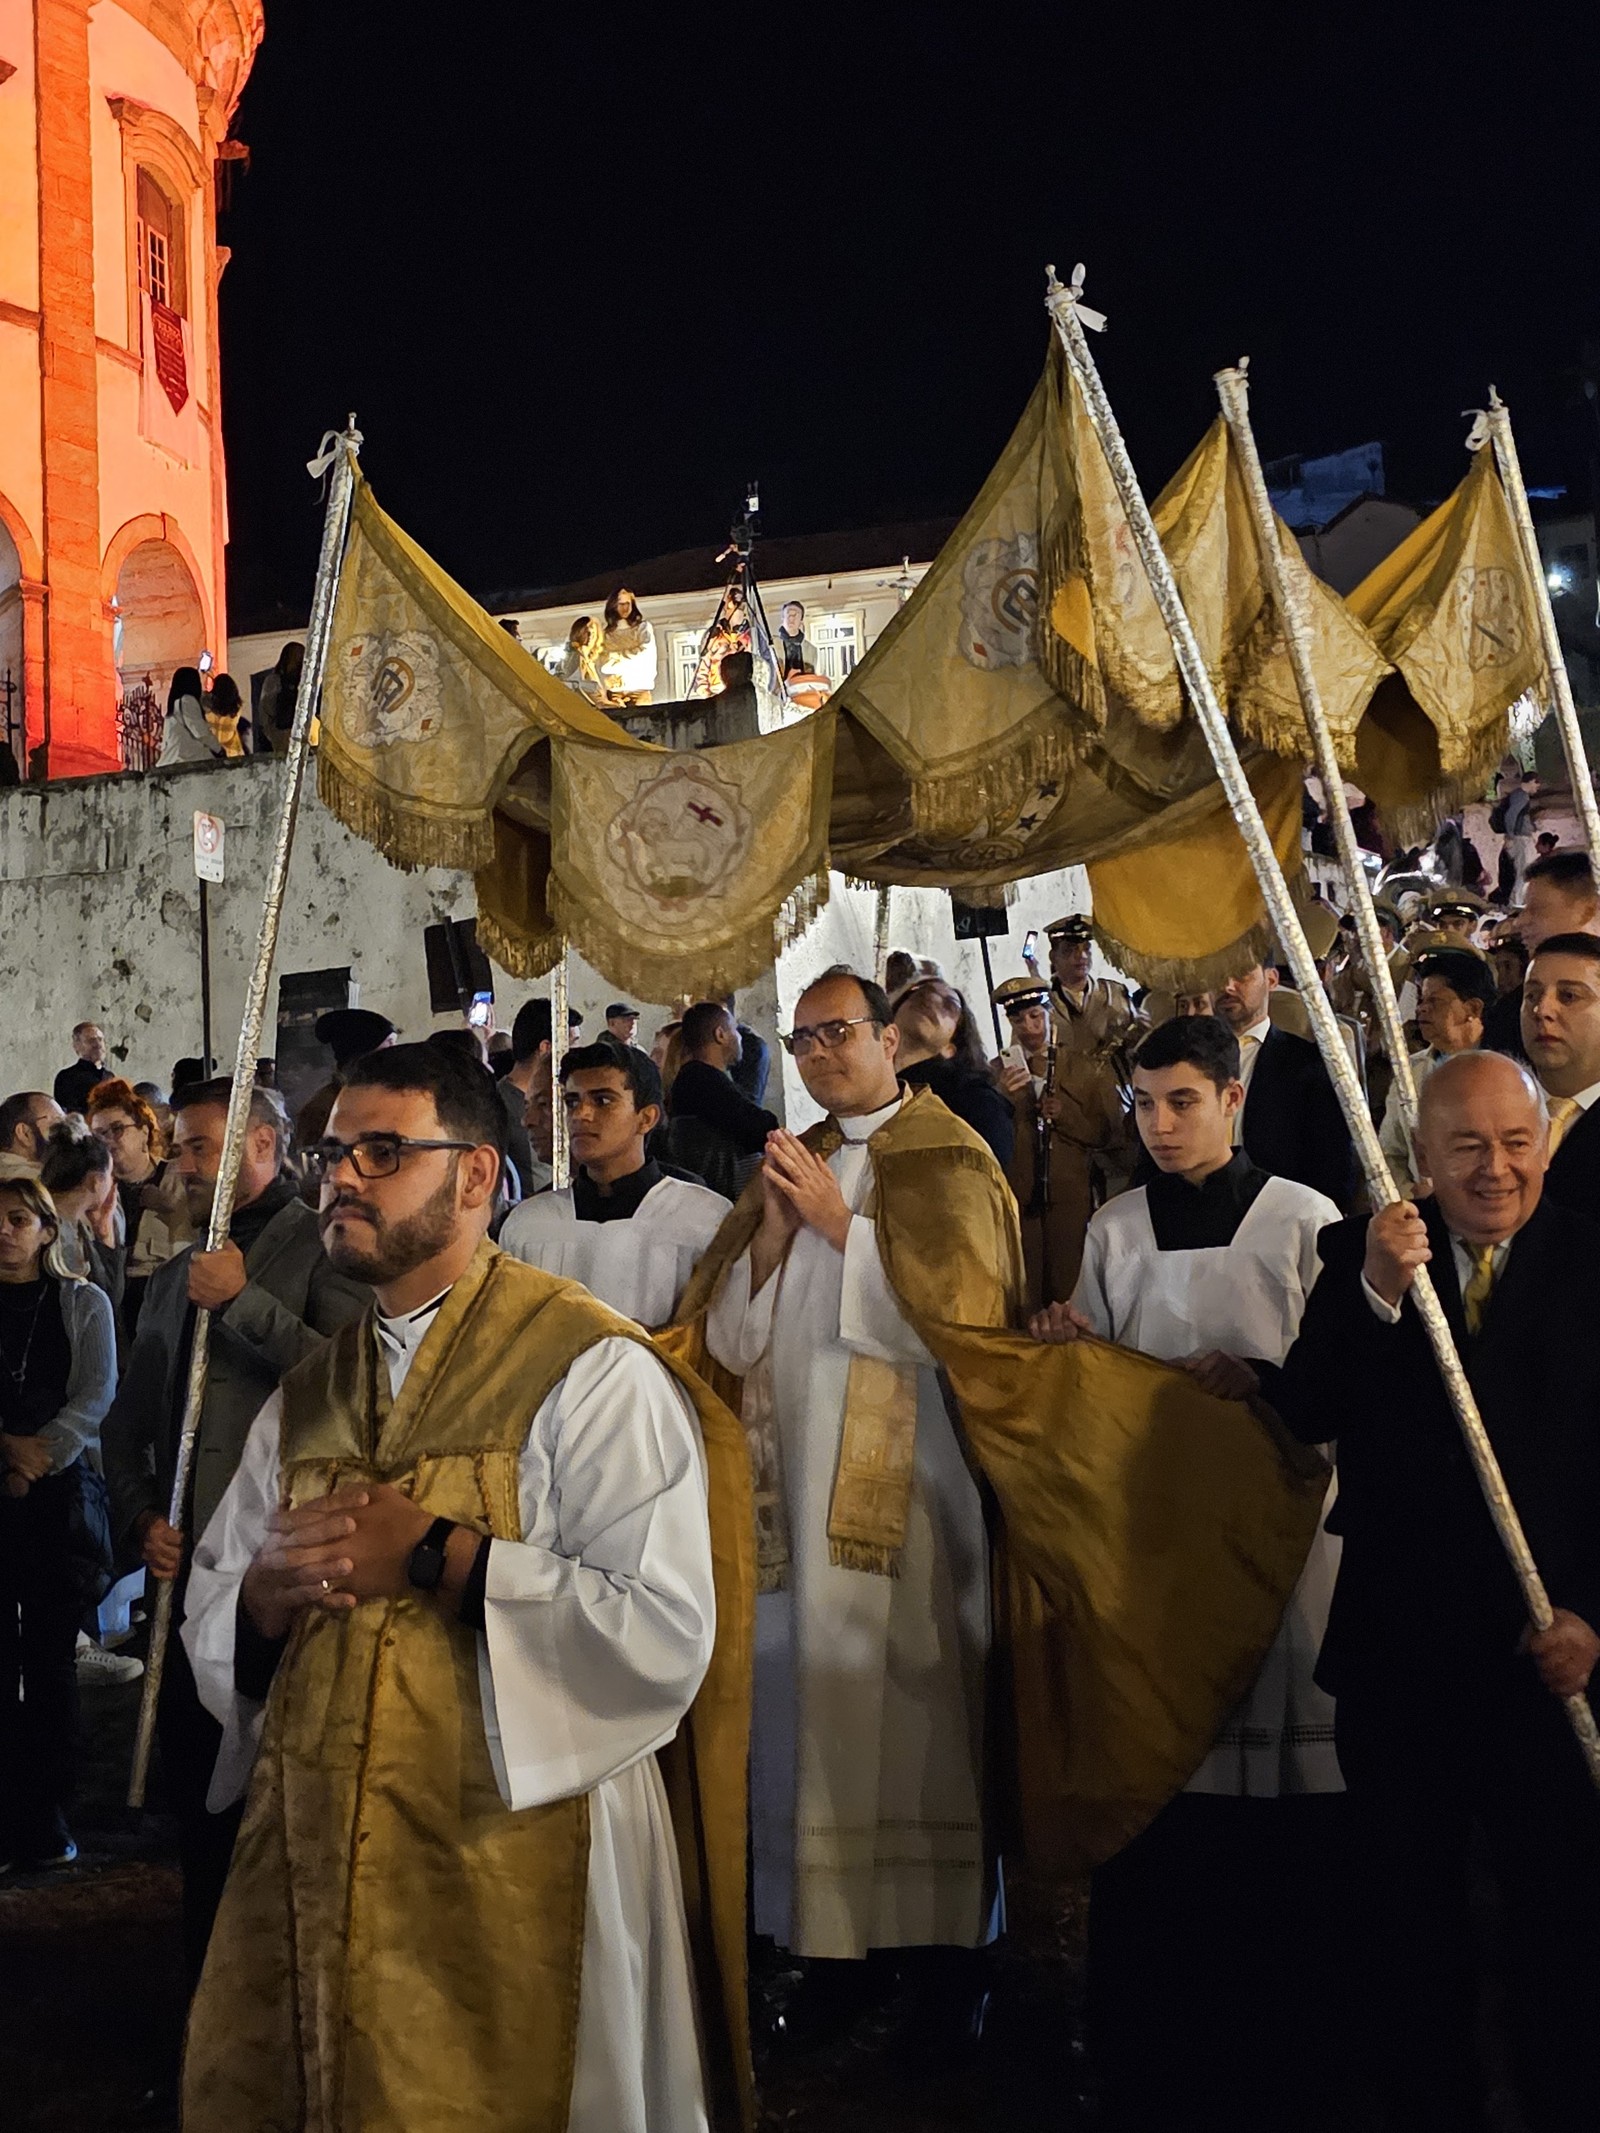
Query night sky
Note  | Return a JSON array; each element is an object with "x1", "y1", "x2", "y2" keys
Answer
[{"x1": 219, "y1": 1, "x2": 1600, "y2": 631}]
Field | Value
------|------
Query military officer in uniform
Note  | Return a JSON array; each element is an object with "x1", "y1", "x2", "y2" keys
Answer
[
  {"x1": 1412, "y1": 884, "x2": 1492, "y2": 950},
  {"x1": 992, "y1": 913, "x2": 1140, "y2": 1306}
]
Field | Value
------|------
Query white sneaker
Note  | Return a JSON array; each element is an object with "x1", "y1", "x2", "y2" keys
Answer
[{"x1": 75, "y1": 1639, "x2": 144, "y2": 1688}]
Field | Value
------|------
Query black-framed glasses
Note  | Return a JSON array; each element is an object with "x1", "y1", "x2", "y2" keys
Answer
[
  {"x1": 779, "y1": 1015, "x2": 881, "y2": 1059},
  {"x1": 305, "y1": 1134, "x2": 477, "y2": 1181}
]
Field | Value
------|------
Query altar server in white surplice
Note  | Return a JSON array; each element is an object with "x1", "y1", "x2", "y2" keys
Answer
[
  {"x1": 179, "y1": 1043, "x2": 752, "y2": 2133},
  {"x1": 500, "y1": 1035, "x2": 729, "y2": 1327},
  {"x1": 1031, "y1": 1010, "x2": 1343, "y2": 2129},
  {"x1": 694, "y1": 968, "x2": 1018, "y2": 2043}
]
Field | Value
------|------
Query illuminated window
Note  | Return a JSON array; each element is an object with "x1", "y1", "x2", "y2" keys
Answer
[
  {"x1": 670, "y1": 629, "x2": 702, "y2": 698},
  {"x1": 808, "y1": 611, "x2": 865, "y2": 685},
  {"x1": 135, "y1": 167, "x2": 186, "y2": 316}
]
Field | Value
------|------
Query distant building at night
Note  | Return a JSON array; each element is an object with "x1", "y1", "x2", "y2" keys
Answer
[
  {"x1": 229, "y1": 520, "x2": 953, "y2": 715},
  {"x1": 1265, "y1": 440, "x2": 1422, "y2": 596},
  {"x1": 0, "y1": 0, "x2": 260, "y2": 776}
]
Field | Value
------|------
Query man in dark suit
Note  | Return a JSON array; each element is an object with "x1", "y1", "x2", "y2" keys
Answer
[
  {"x1": 1273, "y1": 1050, "x2": 1600, "y2": 2132},
  {"x1": 1485, "y1": 849, "x2": 1600, "y2": 1059},
  {"x1": 103, "y1": 1078, "x2": 368, "y2": 1988},
  {"x1": 666, "y1": 998, "x2": 778, "y2": 1200},
  {"x1": 1521, "y1": 930, "x2": 1600, "y2": 1219},
  {"x1": 1216, "y1": 961, "x2": 1357, "y2": 1208}
]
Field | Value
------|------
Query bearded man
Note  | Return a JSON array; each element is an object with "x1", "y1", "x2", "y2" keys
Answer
[{"x1": 180, "y1": 1043, "x2": 753, "y2": 2133}]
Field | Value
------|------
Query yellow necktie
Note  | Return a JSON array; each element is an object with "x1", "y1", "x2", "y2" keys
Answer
[
  {"x1": 1462, "y1": 1243, "x2": 1497, "y2": 1335},
  {"x1": 1547, "y1": 1096, "x2": 1582, "y2": 1158}
]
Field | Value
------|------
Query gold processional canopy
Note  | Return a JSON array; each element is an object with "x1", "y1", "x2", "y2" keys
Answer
[{"x1": 314, "y1": 347, "x2": 1547, "y2": 999}]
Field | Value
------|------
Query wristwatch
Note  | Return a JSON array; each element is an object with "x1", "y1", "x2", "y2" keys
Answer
[{"x1": 406, "y1": 1517, "x2": 457, "y2": 1594}]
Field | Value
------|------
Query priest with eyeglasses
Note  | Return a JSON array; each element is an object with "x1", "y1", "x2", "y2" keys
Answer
[
  {"x1": 179, "y1": 1041, "x2": 754, "y2": 2133},
  {"x1": 670, "y1": 965, "x2": 1022, "y2": 2050}
]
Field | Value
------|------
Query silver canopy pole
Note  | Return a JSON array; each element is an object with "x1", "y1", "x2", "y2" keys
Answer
[
  {"x1": 1046, "y1": 272, "x2": 1600, "y2": 1788},
  {"x1": 1214, "y1": 362, "x2": 1419, "y2": 1138},
  {"x1": 1484, "y1": 390, "x2": 1600, "y2": 858},
  {"x1": 129, "y1": 419, "x2": 363, "y2": 1807}
]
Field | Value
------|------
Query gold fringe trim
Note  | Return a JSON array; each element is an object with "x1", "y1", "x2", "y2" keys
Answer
[
  {"x1": 545, "y1": 863, "x2": 831, "y2": 1005},
  {"x1": 1381, "y1": 718, "x2": 1509, "y2": 850},
  {"x1": 473, "y1": 905, "x2": 564, "y2": 981},
  {"x1": 1038, "y1": 511, "x2": 1191, "y2": 738},
  {"x1": 828, "y1": 1538, "x2": 902, "y2": 1578},
  {"x1": 1093, "y1": 911, "x2": 1282, "y2": 996},
  {"x1": 317, "y1": 752, "x2": 496, "y2": 875},
  {"x1": 909, "y1": 713, "x2": 1082, "y2": 844},
  {"x1": 1226, "y1": 600, "x2": 1314, "y2": 761},
  {"x1": 1038, "y1": 513, "x2": 1108, "y2": 729}
]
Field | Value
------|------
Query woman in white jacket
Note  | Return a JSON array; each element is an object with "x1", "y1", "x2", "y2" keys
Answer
[
  {"x1": 155, "y1": 666, "x2": 223, "y2": 767},
  {"x1": 600, "y1": 587, "x2": 657, "y2": 705}
]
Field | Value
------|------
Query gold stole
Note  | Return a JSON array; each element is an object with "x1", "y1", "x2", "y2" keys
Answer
[
  {"x1": 664, "y1": 1087, "x2": 1025, "y2": 1586},
  {"x1": 670, "y1": 1090, "x2": 1331, "y2": 1878},
  {"x1": 185, "y1": 1240, "x2": 757, "y2": 2133}
]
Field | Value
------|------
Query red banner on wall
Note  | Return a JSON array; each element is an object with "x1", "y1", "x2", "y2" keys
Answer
[{"x1": 149, "y1": 298, "x2": 188, "y2": 414}]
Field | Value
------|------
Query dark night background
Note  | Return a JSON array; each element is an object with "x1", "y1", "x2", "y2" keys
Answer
[{"x1": 218, "y1": 0, "x2": 1600, "y2": 630}]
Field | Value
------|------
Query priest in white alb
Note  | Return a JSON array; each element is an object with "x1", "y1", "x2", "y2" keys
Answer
[
  {"x1": 500, "y1": 1034, "x2": 728, "y2": 1326},
  {"x1": 179, "y1": 1042, "x2": 754, "y2": 2133},
  {"x1": 671, "y1": 966, "x2": 1022, "y2": 2046}
]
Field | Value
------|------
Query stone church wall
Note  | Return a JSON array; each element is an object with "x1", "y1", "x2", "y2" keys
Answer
[{"x1": 0, "y1": 753, "x2": 1094, "y2": 1119}]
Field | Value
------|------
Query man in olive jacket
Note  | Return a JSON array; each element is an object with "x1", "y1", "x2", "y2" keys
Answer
[{"x1": 103, "y1": 1077, "x2": 368, "y2": 1987}]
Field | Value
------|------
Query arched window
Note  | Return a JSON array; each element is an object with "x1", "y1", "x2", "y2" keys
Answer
[{"x1": 135, "y1": 165, "x2": 187, "y2": 317}]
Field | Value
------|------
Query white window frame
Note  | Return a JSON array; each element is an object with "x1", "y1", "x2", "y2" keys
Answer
[
  {"x1": 808, "y1": 609, "x2": 866, "y2": 686},
  {"x1": 670, "y1": 628, "x2": 703, "y2": 699},
  {"x1": 140, "y1": 219, "x2": 170, "y2": 308}
]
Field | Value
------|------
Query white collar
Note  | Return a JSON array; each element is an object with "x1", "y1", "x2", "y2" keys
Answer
[
  {"x1": 1240, "y1": 1016, "x2": 1273, "y2": 1047},
  {"x1": 836, "y1": 1092, "x2": 904, "y2": 1143},
  {"x1": 1572, "y1": 1080, "x2": 1600, "y2": 1112},
  {"x1": 373, "y1": 1286, "x2": 451, "y2": 1363}
]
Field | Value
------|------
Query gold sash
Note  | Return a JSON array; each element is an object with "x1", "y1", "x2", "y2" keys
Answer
[{"x1": 665, "y1": 1089, "x2": 1024, "y2": 1583}]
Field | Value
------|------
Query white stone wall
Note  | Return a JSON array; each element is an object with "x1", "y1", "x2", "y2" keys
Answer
[
  {"x1": 0, "y1": 754, "x2": 1100, "y2": 1122},
  {"x1": 0, "y1": 756, "x2": 484, "y2": 1094}
]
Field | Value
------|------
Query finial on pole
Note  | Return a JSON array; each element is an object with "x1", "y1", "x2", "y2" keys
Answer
[{"x1": 1044, "y1": 261, "x2": 1108, "y2": 334}]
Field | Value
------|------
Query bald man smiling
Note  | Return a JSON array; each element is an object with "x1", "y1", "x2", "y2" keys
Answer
[{"x1": 1273, "y1": 1051, "x2": 1600, "y2": 2132}]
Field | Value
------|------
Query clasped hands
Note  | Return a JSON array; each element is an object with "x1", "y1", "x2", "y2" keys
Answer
[
  {"x1": 1027, "y1": 1302, "x2": 1260, "y2": 1401},
  {"x1": 758, "y1": 1131, "x2": 852, "y2": 1251},
  {"x1": 240, "y1": 1482, "x2": 439, "y2": 1642}
]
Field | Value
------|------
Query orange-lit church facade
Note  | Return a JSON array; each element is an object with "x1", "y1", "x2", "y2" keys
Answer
[{"x1": 0, "y1": 0, "x2": 259, "y2": 777}]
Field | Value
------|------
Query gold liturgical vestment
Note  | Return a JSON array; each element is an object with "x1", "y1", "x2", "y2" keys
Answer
[
  {"x1": 667, "y1": 1086, "x2": 1328, "y2": 1876},
  {"x1": 183, "y1": 1243, "x2": 755, "y2": 2133}
]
